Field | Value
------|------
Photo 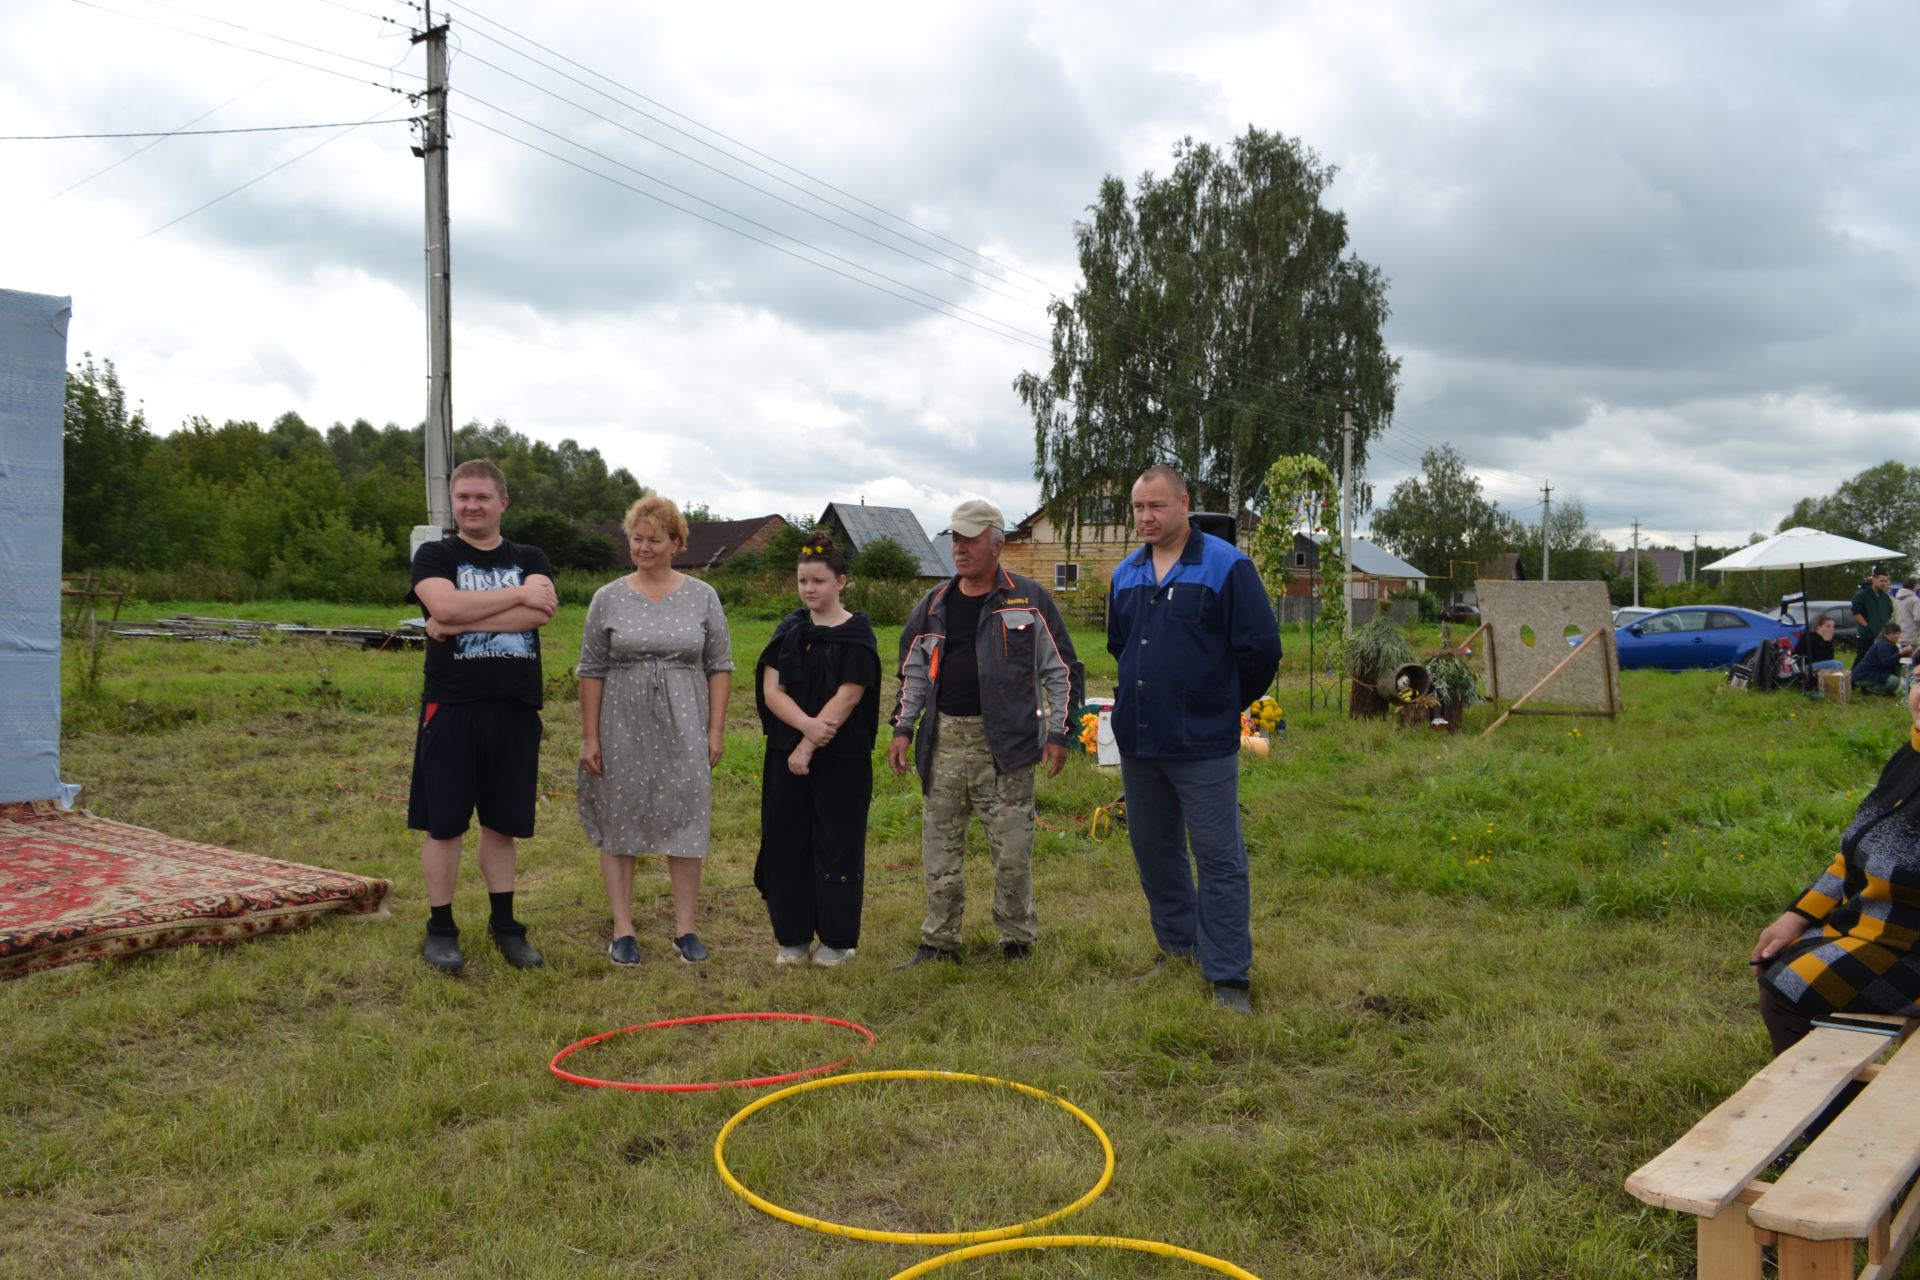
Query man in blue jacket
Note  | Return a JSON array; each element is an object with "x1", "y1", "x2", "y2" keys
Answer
[{"x1": 1107, "y1": 465, "x2": 1281, "y2": 1014}]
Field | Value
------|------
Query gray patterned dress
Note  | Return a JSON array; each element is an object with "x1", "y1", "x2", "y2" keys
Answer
[{"x1": 576, "y1": 576, "x2": 734, "y2": 858}]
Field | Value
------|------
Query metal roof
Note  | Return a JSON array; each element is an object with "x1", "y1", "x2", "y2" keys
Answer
[
  {"x1": 821, "y1": 503, "x2": 948, "y2": 577},
  {"x1": 1317, "y1": 535, "x2": 1428, "y2": 580}
]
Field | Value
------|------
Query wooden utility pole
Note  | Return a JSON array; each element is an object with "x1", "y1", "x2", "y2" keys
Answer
[
  {"x1": 1341, "y1": 398, "x2": 1355, "y2": 635},
  {"x1": 1630, "y1": 518, "x2": 1641, "y2": 607},
  {"x1": 1540, "y1": 480, "x2": 1553, "y2": 582},
  {"x1": 410, "y1": 3, "x2": 453, "y2": 560}
]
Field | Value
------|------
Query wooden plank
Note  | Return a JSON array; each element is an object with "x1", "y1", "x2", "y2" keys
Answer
[
  {"x1": 1775, "y1": 1235, "x2": 1855, "y2": 1280},
  {"x1": 1695, "y1": 1204, "x2": 1764, "y2": 1280},
  {"x1": 1751, "y1": 1034, "x2": 1920, "y2": 1239},
  {"x1": 1858, "y1": 1182, "x2": 1920, "y2": 1280},
  {"x1": 1867, "y1": 1209, "x2": 1890, "y2": 1263},
  {"x1": 1625, "y1": 1029, "x2": 1889, "y2": 1216}
]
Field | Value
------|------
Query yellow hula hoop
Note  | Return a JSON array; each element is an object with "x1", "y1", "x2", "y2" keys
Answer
[
  {"x1": 712, "y1": 1068, "x2": 1116, "y2": 1246},
  {"x1": 885, "y1": 1234, "x2": 1264, "y2": 1279}
]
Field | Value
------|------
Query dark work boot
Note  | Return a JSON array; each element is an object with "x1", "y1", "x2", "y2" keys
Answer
[
  {"x1": 490, "y1": 925, "x2": 543, "y2": 970},
  {"x1": 423, "y1": 927, "x2": 465, "y2": 975},
  {"x1": 896, "y1": 944, "x2": 960, "y2": 970}
]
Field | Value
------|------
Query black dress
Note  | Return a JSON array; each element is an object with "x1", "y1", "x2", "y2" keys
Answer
[{"x1": 753, "y1": 610, "x2": 882, "y2": 950}]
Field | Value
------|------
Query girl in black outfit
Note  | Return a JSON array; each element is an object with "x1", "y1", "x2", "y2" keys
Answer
[{"x1": 753, "y1": 532, "x2": 881, "y2": 967}]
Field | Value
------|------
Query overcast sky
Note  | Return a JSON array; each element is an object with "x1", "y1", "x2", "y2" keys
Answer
[{"x1": 4, "y1": 0, "x2": 1915, "y2": 554}]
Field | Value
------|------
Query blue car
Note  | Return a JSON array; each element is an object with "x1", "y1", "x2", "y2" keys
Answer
[{"x1": 1615, "y1": 606, "x2": 1803, "y2": 672}]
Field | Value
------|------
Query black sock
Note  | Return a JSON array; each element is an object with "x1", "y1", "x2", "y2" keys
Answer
[
  {"x1": 427, "y1": 903, "x2": 458, "y2": 937},
  {"x1": 488, "y1": 890, "x2": 523, "y2": 935}
]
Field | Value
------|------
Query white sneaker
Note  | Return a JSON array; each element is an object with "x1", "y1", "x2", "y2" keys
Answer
[
  {"x1": 810, "y1": 944, "x2": 855, "y2": 968},
  {"x1": 775, "y1": 945, "x2": 811, "y2": 967}
]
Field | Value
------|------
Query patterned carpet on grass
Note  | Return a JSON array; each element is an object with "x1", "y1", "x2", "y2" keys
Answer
[{"x1": 0, "y1": 801, "x2": 390, "y2": 979}]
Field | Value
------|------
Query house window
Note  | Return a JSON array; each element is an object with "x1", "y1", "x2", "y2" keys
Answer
[
  {"x1": 1291, "y1": 551, "x2": 1308, "y2": 568},
  {"x1": 1054, "y1": 562, "x2": 1080, "y2": 591}
]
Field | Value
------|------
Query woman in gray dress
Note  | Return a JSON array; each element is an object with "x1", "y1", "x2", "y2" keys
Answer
[{"x1": 577, "y1": 496, "x2": 734, "y2": 965}]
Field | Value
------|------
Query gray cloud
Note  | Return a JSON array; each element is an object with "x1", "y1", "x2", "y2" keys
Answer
[{"x1": 4, "y1": 0, "x2": 1916, "y2": 551}]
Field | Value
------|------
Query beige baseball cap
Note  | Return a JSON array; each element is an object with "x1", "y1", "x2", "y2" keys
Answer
[{"x1": 944, "y1": 499, "x2": 1005, "y2": 537}]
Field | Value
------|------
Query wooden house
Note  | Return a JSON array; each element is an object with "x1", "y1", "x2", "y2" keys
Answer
[
  {"x1": 998, "y1": 503, "x2": 1138, "y2": 595},
  {"x1": 585, "y1": 514, "x2": 788, "y2": 573}
]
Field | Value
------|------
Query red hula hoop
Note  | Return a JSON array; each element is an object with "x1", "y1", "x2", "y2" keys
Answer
[{"x1": 549, "y1": 1011, "x2": 878, "y2": 1093}]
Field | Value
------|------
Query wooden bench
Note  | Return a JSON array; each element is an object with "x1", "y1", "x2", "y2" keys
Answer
[{"x1": 1626, "y1": 1017, "x2": 1920, "y2": 1280}]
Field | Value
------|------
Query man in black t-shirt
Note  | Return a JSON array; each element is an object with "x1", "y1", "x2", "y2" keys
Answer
[{"x1": 405, "y1": 458, "x2": 557, "y2": 974}]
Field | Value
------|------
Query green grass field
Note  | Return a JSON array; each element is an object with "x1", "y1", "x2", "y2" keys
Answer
[{"x1": 9, "y1": 599, "x2": 1917, "y2": 1277}]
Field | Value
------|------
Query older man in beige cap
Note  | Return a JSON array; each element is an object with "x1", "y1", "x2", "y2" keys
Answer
[{"x1": 889, "y1": 499, "x2": 1077, "y2": 966}]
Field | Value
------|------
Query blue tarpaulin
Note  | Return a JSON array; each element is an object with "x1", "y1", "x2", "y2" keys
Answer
[{"x1": 0, "y1": 289, "x2": 73, "y2": 805}]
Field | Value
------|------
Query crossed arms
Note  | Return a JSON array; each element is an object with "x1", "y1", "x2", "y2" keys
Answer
[{"x1": 413, "y1": 574, "x2": 558, "y2": 641}]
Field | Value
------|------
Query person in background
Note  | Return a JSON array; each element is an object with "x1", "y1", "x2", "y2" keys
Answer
[
  {"x1": 753, "y1": 531, "x2": 881, "y2": 968},
  {"x1": 576, "y1": 496, "x2": 734, "y2": 966},
  {"x1": 1851, "y1": 568, "x2": 1894, "y2": 657},
  {"x1": 889, "y1": 499, "x2": 1077, "y2": 967},
  {"x1": 1749, "y1": 681, "x2": 1920, "y2": 1142},
  {"x1": 1892, "y1": 576, "x2": 1920, "y2": 650},
  {"x1": 1752, "y1": 680, "x2": 1920, "y2": 1046},
  {"x1": 1852, "y1": 621, "x2": 1906, "y2": 696},
  {"x1": 1796, "y1": 615, "x2": 1846, "y2": 674},
  {"x1": 405, "y1": 458, "x2": 557, "y2": 975},
  {"x1": 1106, "y1": 464, "x2": 1281, "y2": 1016}
]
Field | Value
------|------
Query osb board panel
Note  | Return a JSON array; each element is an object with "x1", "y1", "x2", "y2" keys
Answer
[{"x1": 1478, "y1": 580, "x2": 1621, "y2": 710}]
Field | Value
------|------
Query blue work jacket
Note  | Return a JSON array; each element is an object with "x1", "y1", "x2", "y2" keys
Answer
[{"x1": 1106, "y1": 523, "x2": 1281, "y2": 760}]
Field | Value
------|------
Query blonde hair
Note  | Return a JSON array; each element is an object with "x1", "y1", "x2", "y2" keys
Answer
[
  {"x1": 624, "y1": 495, "x2": 688, "y2": 547},
  {"x1": 450, "y1": 458, "x2": 508, "y2": 497}
]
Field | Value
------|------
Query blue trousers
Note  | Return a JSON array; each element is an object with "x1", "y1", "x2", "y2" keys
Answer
[{"x1": 1119, "y1": 752, "x2": 1252, "y2": 986}]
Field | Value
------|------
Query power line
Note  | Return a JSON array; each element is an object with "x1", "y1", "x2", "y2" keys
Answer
[
  {"x1": 113, "y1": 0, "x2": 425, "y2": 79},
  {"x1": 67, "y1": 0, "x2": 418, "y2": 92},
  {"x1": 450, "y1": 97, "x2": 1053, "y2": 348},
  {"x1": 453, "y1": 114, "x2": 1054, "y2": 353},
  {"x1": 460, "y1": 109, "x2": 1364, "y2": 459},
  {"x1": 42, "y1": 72, "x2": 280, "y2": 201},
  {"x1": 451, "y1": 53, "x2": 1050, "y2": 312},
  {"x1": 8, "y1": 119, "x2": 415, "y2": 140},
  {"x1": 443, "y1": 0, "x2": 1051, "y2": 294},
  {"x1": 304, "y1": 0, "x2": 417, "y2": 25},
  {"x1": 136, "y1": 101, "x2": 415, "y2": 241},
  {"x1": 452, "y1": 36, "x2": 1051, "y2": 306}
]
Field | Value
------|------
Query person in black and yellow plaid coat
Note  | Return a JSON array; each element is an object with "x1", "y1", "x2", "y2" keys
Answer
[{"x1": 1752, "y1": 682, "x2": 1920, "y2": 1053}]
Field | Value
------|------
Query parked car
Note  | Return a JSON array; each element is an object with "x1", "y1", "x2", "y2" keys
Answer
[
  {"x1": 1612, "y1": 606, "x2": 1658, "y2": 628},
  {"x1": 1438, "y1": 602, "x2": 1480, "y2": 624},
  {"x1": 1615, "y1": 606, "x2": 1804, "y2": 672}
]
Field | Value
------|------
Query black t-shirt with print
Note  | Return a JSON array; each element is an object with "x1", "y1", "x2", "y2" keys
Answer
[
  {"x1": 407, "y1": 536, "x2": 554, "y2": 708},
  {"x1": 937, "y1": 586, "x2": 985, "y2": 717}
]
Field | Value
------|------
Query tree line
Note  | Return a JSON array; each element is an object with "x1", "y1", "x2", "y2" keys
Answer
[
  {"x1": 1368, "y1": 444, "x2": 1920, "y2": 609},
  {"x1": 62, "y1": 356, "x2": 646, "y2": 599}
]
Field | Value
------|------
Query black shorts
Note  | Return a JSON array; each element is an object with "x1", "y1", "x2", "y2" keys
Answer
[{"x1": 406, "y1": 699, "x2": 543, "y2": 840}]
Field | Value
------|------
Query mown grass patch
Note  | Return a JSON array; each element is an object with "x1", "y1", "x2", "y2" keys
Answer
[{"x1": 10, "y1": 602, "x2": 1918, "y2": 1276}]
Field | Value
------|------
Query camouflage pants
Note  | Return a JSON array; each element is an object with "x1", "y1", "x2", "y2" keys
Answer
[{"x1": 920, "y1": 715, "x2": 1037, "y2": 949}]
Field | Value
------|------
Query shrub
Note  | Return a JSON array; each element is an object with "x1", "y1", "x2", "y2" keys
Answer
[
  {"x1": 850, "y1": 537, "x2": 921, "y2": 581},
  {"x1": 846, "y1": 578, "x2": 927, "y2": 627},
  {"x1": 504, "y1": 508, "x2": 617, "y2": 571},
  {"x1": 274, "y1": 515, "x2": 400, "y2": 603},
  {"x1": 1396, "y1": 587, "x2": 1440, "y2": 622}
]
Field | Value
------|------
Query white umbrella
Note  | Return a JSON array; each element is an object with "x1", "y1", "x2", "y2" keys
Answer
[{"x1": 1702, "y1": 527, "x2": 1903, "y2": 625}]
